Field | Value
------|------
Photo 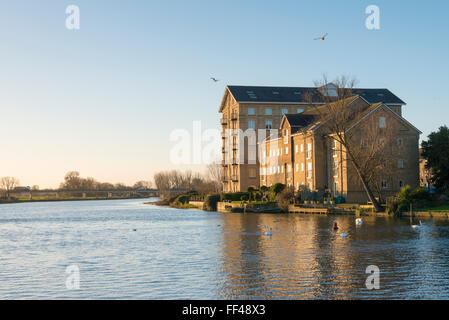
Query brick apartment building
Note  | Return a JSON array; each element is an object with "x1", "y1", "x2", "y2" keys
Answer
[{"x1": 219, "y1": 84, "x2": 420, "y2": 202}]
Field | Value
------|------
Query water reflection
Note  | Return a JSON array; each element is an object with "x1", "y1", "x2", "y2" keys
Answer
[
  {"x1": 1, "y1": 199, "x2": 449, "y2": 299},
  {"x1": 218, "y1": 213, "x2": 449, "y2": 299}
]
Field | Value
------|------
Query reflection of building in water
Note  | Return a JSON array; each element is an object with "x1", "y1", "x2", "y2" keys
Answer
[{"x1": 218, "y1": 214, "x2": 369, "y2": 299}]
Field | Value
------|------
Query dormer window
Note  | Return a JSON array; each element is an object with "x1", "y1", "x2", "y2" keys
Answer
[{"x1": 319, "y1": 83, "x2": 338, "y2": 97}]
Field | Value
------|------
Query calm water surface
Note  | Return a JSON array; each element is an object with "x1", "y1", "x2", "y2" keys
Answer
[{"x1": 1, "y1": 198, "x2": 449, "y2": 299}]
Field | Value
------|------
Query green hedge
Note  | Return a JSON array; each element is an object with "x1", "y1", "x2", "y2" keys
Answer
[
  {"x1": 221, "y1": 192, "x2": 249, "y2": 201},
  {"x1": 203, "y1": 194, "x2": 220, "y2": 211}
]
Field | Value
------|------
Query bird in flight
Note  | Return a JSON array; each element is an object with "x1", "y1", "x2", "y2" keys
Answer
[
  {"x1": 314, "y1": 33, "x2": 328, "y2": 41},
  {"x1": 210, "y1": 77, "x2": 219, "y2": 82}
]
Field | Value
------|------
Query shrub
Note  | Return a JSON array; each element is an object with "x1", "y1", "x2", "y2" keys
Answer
[
  {"x1": 174, "y1": 194, "x2": 190, "y2": 205},
  {"x1": 221, "y1": 192, "x2": 249, "y2": 202},
  {"x1": 276, "y1": 186, "x2": 295, "y2": 212},
  {"x1": 203, "y1": 194, "x2": 220, "y2": 211},
  {"x1": 271, "y1": 183, "x2": 286, "y2": 196},
  {"x1": 439, "y1": 194, "x2": 449, "y2": 204}
]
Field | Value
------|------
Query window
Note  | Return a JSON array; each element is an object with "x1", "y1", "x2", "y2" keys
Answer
[
  {"x1": 247, "y1": 91, "x2": 257, "y2": 99},
  {"x1": 248, "y1": 108, "x2": 255, "y2": 115},
  {"x1": 277, "y1": 149, "x2": 279, "y2": 156},
  {"x1": 265, "y1": 120, "x2": 272, "y2": 130},
  {"x1": 281, "y1": 166, "x2": 284, "y2": 173},
  {"x1": 285, "y1": 147, "x2": 288, "y2": 155},
  {"x1": 397, "y1": 138, "x2": 403, "y2": 146},
  {"x1": 307, "y1": 143, "x2": 312, "y2": 159},
  {"x1": 287, "y1": 165, "x2": 291, "y2": 173},
  {"x1": 301, "y1": 163, "x2": 304, "y2": 172},
  {"x1": 399, "y1": 180, "x2": 404, "y2": 188},
  {"x1": 265, "y1": 108, "x2": 272, "y2": 115},
  {"x1": 296, "y1": 163, "x2": 299, "y2": 172},
  {"x1": 284, "y1": 129, "x2": 289, "y2": 144},
  {"x1": 249, "y1": 168, "x2": 256, "y2": 178},
  {"x1": 379, "y1": 117, "x2": 386, "y2": 128},
  {"x1": 398, "y1": 159, "x2": 404, "y2": 169},
  {"x1": 248, "y1": 150, "x2": 256, "y2": 163},
  {"x1": 295, "y1": 145, "x2": 298, "y2": 153},
  {"x1": 382, "y1": 180, "x2": 388, "y2": 189},
  {"x1": 281, "y1": 108, "x2": 288, "y2": 115},
  {"x1": 248, "y1": 120, "x2": 255, "y2": 130},
  {"x1": 307, "y1": 163, "x2": 312, "y2": 178},
  {"x1": 333, "y1": 159, "x2": 339, "y2": 177},
  {"x1": 297, "y1": 108, "x2": 304, "y2": 113},
  {"x1": 300, "y1": 144, "x2": 304, "y2": 152},
  {"x1": 278, "y1": 166, "x2": 280, "y2": 173}
]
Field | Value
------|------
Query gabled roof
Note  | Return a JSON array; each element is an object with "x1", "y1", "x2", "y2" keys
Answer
[
  {"x1": 281, "y1": 114, "x2": 318, "y2": 134},
  {"x1": 346, "y1": 103, "x2": 422, "y2": 134},
  {"x1": 223, "y1": 85, "x2": 406, "y2": 107}
]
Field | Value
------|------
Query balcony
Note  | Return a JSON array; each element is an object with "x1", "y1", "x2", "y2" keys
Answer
[
  {"x1": 221, "y1": 117, "x2": 228, "y2": 125},
  {"x1": 231, "y1": 112, "x2": 238, "y2": 121}
]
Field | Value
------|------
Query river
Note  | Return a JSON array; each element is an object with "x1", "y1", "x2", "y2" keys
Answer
[{"x1": 1, "y1": 198, "x2": 449, "y2": 299}]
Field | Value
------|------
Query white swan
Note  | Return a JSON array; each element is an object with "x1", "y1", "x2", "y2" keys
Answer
[
  {"x1": 411, "y1": 221, "x2": 422, "y2": 229},
  {"x1": 356, "y1": 218, "x2": 363, "y2": 225},
  {"x1": 340, "y1": 230, "x2": 348, "y2": 238}
]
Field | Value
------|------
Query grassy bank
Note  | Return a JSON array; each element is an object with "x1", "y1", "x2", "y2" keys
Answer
[{"x1": 0, "y1": 196, "x2": 147, "y2": 205}]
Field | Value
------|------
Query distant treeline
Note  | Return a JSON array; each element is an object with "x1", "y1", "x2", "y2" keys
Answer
[
  {"x1": 58, "y1": 171, "x2": 153, "y2": 191},
  {"x1": 154, "y1": 164, "x2": 222, "y2": 195}
]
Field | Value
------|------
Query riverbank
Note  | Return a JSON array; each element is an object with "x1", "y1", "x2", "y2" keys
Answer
[{"x1": 0, "y1": 195, "x2": 149, "y2": 205}]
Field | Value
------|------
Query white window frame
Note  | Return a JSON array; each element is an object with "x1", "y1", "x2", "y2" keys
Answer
[
  {"x1": 265, "y1": 108, "x2": 272, "y2": 116},
  {"x1": 265, "y1": 120, "x2": 272, "y2": 130}
]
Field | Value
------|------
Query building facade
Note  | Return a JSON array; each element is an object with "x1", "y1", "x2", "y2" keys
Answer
[
  {"x1": 219, "y1": 84, "x2": 412, "y2": 197},
  {"x1": 259, "y1": 96, "x2": 421, "y2": 203}
]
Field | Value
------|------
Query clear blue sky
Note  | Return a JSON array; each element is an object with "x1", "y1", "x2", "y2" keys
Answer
[{"x1": 1, "y1": 0, "x2": 448, "y2": 188}]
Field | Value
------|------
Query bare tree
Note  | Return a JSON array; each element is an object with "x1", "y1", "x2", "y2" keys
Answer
[
  {"x1": 206, "y1": 162, "x2": 223, "y2": 193},
  {"x1": 1, "y1": 177, "x2": 20, "y2": 199},
  {"x1": 304, "y1": 75, "x2": 388, "y2": 212},
  {"x1": 133, "y1": 181, "x2": 153, "y2": 189}
]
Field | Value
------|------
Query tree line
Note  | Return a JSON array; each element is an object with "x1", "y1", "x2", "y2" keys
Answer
[{"x1": 153, "y1": 163, "x2": 222, "y2": 194}]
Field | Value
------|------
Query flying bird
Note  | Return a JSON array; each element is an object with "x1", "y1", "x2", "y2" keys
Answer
[
  {"x1": 210, "y1": 77, "x2": 219, "y2": 82},
  {"x1": 314, "y1": 33, "x2": 328, "y2": 41}
]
